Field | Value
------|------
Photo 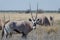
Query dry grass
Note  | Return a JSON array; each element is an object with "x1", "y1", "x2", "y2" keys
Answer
[
  {"x1": 0, "y1": 13, "x2": 60, "y2": 40},
  {"x1": 0, "y1": 13, "x2": 60, "y2": 21},
  {"x1": 0, "y1": 13, "x2": 60, "y2": 32}
]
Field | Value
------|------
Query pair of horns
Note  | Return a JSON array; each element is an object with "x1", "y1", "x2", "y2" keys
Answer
[{"x1": 29, "y1": 3, "x2": 38, "y2": 20}]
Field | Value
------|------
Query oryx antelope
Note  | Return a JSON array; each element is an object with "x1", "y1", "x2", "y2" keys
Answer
[
  {"x1": 1, "y1": 4, "x2": 39, "y2": 40},
  {"x1": 36, "y1": 15, "x2": 50, "y2": 26}
]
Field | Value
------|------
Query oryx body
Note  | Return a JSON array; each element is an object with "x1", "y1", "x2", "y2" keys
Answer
[
  {"x1": 36, "y1": 16, "x2": 50, "y2": 26},
  {"x1": 1, "y1": 3, "x2": 39, "y2": 40},
  {"x1": 1, "y1": 19, "x2": 38, "y2": 40}
]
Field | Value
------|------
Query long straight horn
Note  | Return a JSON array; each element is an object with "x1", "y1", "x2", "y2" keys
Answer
[
  {"x1": 9, "y1": 15, "x2": 10, "y2": 21},
  {"x1": 4, "y1": 15, "x2": 10, "y2": 26},
  {"x1": 3, "y1": 14, "x2": 5, "y2": 28},
  {"x1": 1, "y1": 14, "x2": 5, "y2": 40},
  {"x1": 35, "y1": 3, "x2": 38, "y2": 20},
  {"x1": 29, "y1": 3, "x2": 34, "y2": 20}
]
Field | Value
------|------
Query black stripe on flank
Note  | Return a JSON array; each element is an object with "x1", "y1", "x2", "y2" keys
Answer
[{"x1": 13, "y1": 29, "x2": 21, "y2": 33}]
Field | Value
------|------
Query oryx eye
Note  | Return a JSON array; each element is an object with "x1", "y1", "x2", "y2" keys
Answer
[
  {"x1": 37, "y1": 19, "x2": 39, "y2": 21},
  {"x1": 29, "y1": 18, "x2": 32, "y2": 21}
]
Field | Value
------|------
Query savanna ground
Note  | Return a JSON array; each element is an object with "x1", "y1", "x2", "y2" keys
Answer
[{"x1": 0, "y1": 12, "x2": 60, "y2": 40}]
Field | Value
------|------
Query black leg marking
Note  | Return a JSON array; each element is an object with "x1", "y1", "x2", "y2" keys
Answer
[{"x1": 22, "y1": 32, "x2": 27, "y2": 38}]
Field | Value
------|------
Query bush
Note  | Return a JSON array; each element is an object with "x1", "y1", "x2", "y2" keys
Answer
[{"x1": 25, "y1": 10, "x2": 30, "y2": 13}]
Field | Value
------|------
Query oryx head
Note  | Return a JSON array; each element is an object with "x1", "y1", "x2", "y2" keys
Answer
[{"x1": 28, "y1": 3, "x2": 39, "y2": 29}]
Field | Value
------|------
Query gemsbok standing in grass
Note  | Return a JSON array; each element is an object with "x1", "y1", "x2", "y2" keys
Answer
[
  {"x1": 1, "y1": 4, "x2": 39, "y2": 40},
  {"x1": 36, "y1": 15, "x2": 50, "y2": 26}
]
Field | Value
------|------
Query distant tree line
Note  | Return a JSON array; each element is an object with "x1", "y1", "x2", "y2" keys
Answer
[
  {"x1": 0, "y1": 8, "x2": 60, "y2": 13},
  {"x1": 25, "y1": 8, "x2": 60, "y2": 13},
  {"x1": 25, "y1": 9, "x2": 44, "y2": 13},
  {"x1": 58, "y1": 8, "x2": 60, "y2": 13}
]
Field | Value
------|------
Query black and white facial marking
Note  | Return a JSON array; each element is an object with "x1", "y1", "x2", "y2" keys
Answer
[{"x1": 29, "y1": 18, "x2": 39, "y2": 29}]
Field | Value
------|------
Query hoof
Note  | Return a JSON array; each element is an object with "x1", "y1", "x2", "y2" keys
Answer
[{"x1": 22, "y1": 35, "x2": 27, "y2": 39}]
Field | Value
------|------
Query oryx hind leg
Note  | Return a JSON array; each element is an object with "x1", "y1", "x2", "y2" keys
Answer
[
  {"x1": 1, "y1": 29, "x2": 7, "y2": 40},
  {"x1": 1, "y1": 30, "x2": 4, "y2": 40}
]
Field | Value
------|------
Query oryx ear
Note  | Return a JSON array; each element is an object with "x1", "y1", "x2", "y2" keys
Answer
[{"x1": 29, "y1": 18, "x2": 32, "y2": 21}]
